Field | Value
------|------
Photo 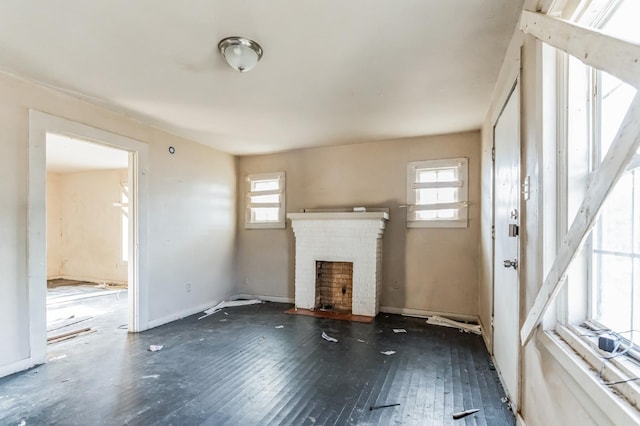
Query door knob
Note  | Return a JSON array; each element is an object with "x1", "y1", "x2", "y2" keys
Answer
[{"x1": 503, "y1": 259, "x2": 518, "y2": 269}]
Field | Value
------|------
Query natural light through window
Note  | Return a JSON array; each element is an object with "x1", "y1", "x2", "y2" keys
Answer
[
  {"x1": 245, "y1": 172, "x2": 285, "y2": 229},
  {"x1": 564, "y1": 0, "x2": 640, "y2": 345},
  {"x1": 407, "y1": 158, "x2": 468, "y2": 228}
]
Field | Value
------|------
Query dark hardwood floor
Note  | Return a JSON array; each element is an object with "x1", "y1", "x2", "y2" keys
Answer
[{"x1": 0, "y1": 299, "x2": 514, "y2": 425}]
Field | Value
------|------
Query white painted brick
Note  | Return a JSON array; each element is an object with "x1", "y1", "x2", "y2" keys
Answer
[{"x1": 290, "y1": 216, "x2": 388, "y2": 316}]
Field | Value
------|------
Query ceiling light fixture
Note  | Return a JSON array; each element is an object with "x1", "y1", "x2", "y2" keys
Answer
[{"x1": 218, "y1": 36, "x2": 263, "y2": 73}]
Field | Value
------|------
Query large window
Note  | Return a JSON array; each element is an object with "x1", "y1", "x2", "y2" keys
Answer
[
  {"x1": 406, "y1": 158, "x2": 468, "y2": 228},
  {"x1": 553, "y1": 0, "x2": 640, "y2": 413},
  {"x1": 563, "y1": 0, "x2": 639, "y2": 343},
  {"x1": 245, "y1": 172, "x2": 285, "y2": 229}
]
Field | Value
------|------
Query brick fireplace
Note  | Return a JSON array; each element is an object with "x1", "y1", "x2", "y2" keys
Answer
[{"x1": 287, "y1": 211, "x2": 389, "y2": 317}]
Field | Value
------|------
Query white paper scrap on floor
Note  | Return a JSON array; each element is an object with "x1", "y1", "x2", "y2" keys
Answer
[
  {"x1": 425, "y1": 315, "x2": 482, "y2": 335},
  {"x1": 198, "y1": 299, "x2": 263, "y2": 320}
]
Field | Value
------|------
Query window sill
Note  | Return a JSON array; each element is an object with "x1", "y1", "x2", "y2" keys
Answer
[
  {"x1": 407, "y1": 219, "x2": 468, "y2": 229},
  {"x1": 245, "y1": 222, "x2": 285, "y2": 230},
  {"x1": 538, "y1": 328, "x2": 640, "y2": 425}
]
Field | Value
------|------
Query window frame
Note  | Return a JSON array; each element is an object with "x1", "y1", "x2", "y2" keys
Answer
[
  {"x1": 244, "y1": 171, "x2": 286, "y2": 230},
  {"x1": 550, "y1": 0, "x2": 640, "y2": 415},
  {"x1": 406, "y1": 157, "x2": 469, "y2": 229}
]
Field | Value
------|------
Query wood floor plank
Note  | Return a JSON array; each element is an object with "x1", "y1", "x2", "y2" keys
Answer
[{"x1": 0, "y1": 301, "x2": 514, "y2": 425}]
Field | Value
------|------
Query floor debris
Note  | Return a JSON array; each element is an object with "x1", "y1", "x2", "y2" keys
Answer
[
  {"x1": 308, "y1": 416, "x2": 316, "y2": 423},
  {"x1": 357, "y1": 339, "x2": 367, "y2": 343},
  {"x1": 149, "y1": 345, "x2": 163, "y2": 352},
  {"x1": 380, "y1": 350, "x2": 396, "y2": 356},
  {"x1": 198, "y1": 299, "x2": 263, "y2": 320},
  {"x1": 370, "y1": 403, "x2": 400, "y2": 411},
  {"x1": 142, "y1": 375, "x2": 160, "y2": 379},
  {"x1": 47, "y1": 354, "x2": 67, "y2": 362},
  {"x1": 47, "y1": 316, "x2": 93, "y2": 333},
  {"x1": 425, "y1": 315, "x2": 482, "y2": 335},
  {"x1": 275, "y1": 325, "x2": 284, "y2": 329},
  {"x1": 47, "y1": 327, "x2": 94, "y2": 344},
  {"x1": 452, "y1": 408, "x2": 480, "y2": 420},
  {"x1": 393, "y1": 328, "x2": 407, "y2": 333},
  {"x1": 321, "y1": 332, "x2": 338, "y2": 343}
]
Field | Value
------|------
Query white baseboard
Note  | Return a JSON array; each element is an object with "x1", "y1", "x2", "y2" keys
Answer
[
  {"x1": 379, "y1": 306, "x2": 479, "y2": 323},
  {"x1": 146, "y1": 293, "x2": 291, "y2": 329},
  {"x1": 234, "y1": 293, "x2": 294, "y2": 304},
  {"x1": 146, "y1": 295, "x2": 234, "y2": 329},
  {"x1": 479, "y1": 318, "x2": 493, "y2": 353},
  {"x1": 516, "y1": 414, "x2": 527, "y2": 426},
  {"x1": 0, "y1": 357, "x2": 39, "y2": 379},
  {"x1": 48, "y1": 274, "x2": 127, "y2": 286}
]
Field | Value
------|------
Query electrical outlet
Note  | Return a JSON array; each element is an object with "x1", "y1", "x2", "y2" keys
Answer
[{"x1": 186, "y1": 283, "x2": 191, "y2": 292}]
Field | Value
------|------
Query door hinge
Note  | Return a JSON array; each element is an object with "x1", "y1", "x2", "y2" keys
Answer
[
  {"x1": 491, "y1": 317, "x2": 494, "y2": 328},
  {"x1": 491, "y1": 146, "x2": 495, "y2": 162},
  {"x1": 491, "y1": 225, "x2": 495, "y2": 240}
]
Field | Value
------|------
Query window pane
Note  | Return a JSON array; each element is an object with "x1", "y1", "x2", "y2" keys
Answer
[
  {"x1": 599, "y1": 173, "x2": 633, "y2": 253},
  {"x1": 417, "y1": 168, "x2": 456, "y2": 183},
  {"x1": 416, "y1": 210, "x2": 437, "y2": 220},
  {"x1": 251, "y1": 207, "x2": 279, "y2": 222},
  {"x1": 417, "y1": 170, "x2": 437, "y2": 183},
  {"x1": 599, "y1": 72, "x2": 636, "y2": 160},
  {"x1": 250, "y1": 194, "x2": 279, "y2": 204},
  {"x1": 437, "y1": 209, "x2": 456, "y2": 219},
  {"x1": 415, "y1": 209, "x2": 458, "y2": 221},
  {"x1": 252, "y1": 179, "x2": 279, "y2": 192},
  {"x1": 594, "y1": 253, "x2": 632, "y2": 332},
  {"x1": 437, "y1": 169, "x2": 455, "y2": 182},
  {"x1": 601, "y1": 0, "x2": 640, "y2": 44},
  {"x1": 417, "y1": 188, "x2": 456, "y2": 204}
]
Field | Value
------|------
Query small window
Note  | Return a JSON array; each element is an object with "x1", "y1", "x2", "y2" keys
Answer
[
  {"x1": 245, "y1": 172, "x2": 285, "y2": 229},
  {"x1": 406, "y1": 158, "x2": 468, "y2": 228}
]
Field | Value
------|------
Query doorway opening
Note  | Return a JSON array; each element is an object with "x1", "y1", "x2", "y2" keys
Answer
[
  {"x1": 28, "y1": 111, "x2": 149, "y2": 367},
  {"x1": 45, "y1": 133, "x2": 130, "y2": 347}
]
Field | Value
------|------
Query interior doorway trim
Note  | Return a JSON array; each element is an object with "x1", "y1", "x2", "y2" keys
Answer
[{"x1": 28, "y1": 110, "x2": 149, "y2": 365}]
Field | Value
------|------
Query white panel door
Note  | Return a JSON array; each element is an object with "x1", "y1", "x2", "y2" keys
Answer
[{"x1": 493, "y1": 80, "x2": 520, "y2": 409}]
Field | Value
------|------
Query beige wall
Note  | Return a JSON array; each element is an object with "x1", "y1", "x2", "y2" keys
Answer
[
  {"x1": 237, "y1": 132, "x2": 481, "y2": 318},
  {"x1": 46, "y1": 172, "x2": 62, "y2": 278},
  {"x1": 47, "y1": 169, "x2": 128, "y2": 284},
  {"x1": 0, "y1": 71, "x2": 237, "y2": 373}
]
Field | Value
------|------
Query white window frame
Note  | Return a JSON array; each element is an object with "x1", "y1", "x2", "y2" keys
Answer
[
  {"x1": 245, "y1": 172, "x2": 286, "y2": 229},
  {"x1": 547, "y1": 0, "x2": 640, "y2": 419},
  {"x1": 406, "y1": 157, "x2": 469, "y2": 228}
]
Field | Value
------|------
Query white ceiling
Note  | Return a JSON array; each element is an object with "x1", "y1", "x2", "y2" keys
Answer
[
  {"x1": 46, "y1": 133, "x2": 128, "y2": 173},
  {"x1": 0, "y1": 1, "x2": 523, "y2": 155}
]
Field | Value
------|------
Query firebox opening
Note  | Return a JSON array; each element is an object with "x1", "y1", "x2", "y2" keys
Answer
[{"x1": 315, "y1": 261, "x2": 353, "y2": 313}]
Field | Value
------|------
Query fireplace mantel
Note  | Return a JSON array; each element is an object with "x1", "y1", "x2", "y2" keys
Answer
[
  {"x1": 288, "y1": 211, "x2": 389, "y2": 317},
  {"x1": 287, "y1": 212, "x2": 389, "y2": 221}
]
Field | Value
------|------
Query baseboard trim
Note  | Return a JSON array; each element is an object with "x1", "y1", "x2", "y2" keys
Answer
[
  {"x1": 379, "y1": 306, "x2": 479, "y2": 323},
  {"x1": 147, "y1": 294, "x2": 235, "y2": 329},
  {"x1": 48, "y1": 275, "x2": 127, "y2": 286},
  {"x1": 0, "y1": 357, "x2": 39, "y2": 379},
  {"x1": 516, "y1": 413, "x2": 527, "y2": 426},
  {"x1": 479, "y1": 317, "x2": 493, "y2": 354},
  {"x1": 234, "y1": 293, "x2": 294, "y2": 304}
]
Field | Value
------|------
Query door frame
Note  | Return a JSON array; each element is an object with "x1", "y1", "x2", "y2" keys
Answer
[
  {"x1": 28, "y1": 111, "x2": 149, "y2": 365},
  {"x1": 491, "y1": 77, "x2": 522, "y2": 413}
]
